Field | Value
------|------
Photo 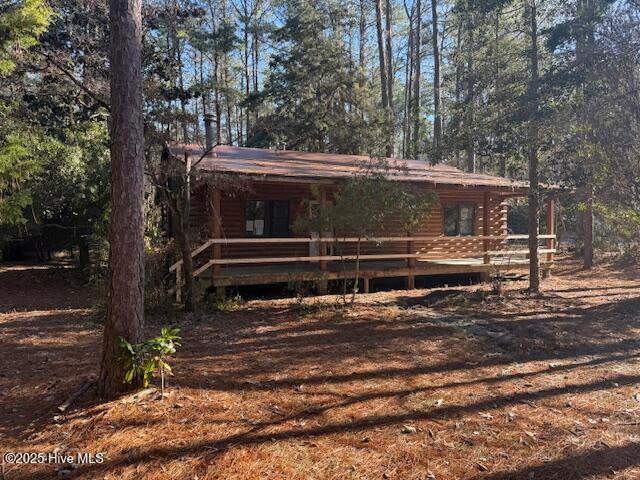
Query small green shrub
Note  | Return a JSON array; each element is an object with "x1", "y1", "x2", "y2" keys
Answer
[
  {"x1": 117, "y1": 327, "x2": 181, "y2": 397},
  {"x1": 204, "y1": 291, "x2": 243, "y2": 311}
]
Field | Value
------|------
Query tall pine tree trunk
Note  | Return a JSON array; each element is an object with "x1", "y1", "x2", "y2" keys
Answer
[
  {"x1": 411, "y1": 0, "x2": 421, "y2": 159},
  {"x1": 402, "y1": 1, "x2": 414, "y2": 159},
  {"x1": 582, "y1": 187, "x2": 594, "y2": 268},
  {"x1": 454, "y1": 21, "x2": 463, "y2": 168},
  {"x1": 359, "y1": 0, "x2": 366, "y2": 85},
  {"x1": 224, "y1": 60, "x2": 233, "y2": 144},
  {"x1": 175, "y1": 213, "x2": 195, "y2": 312},
  {"x1": 251, "y1": 9, "x2": 260, "y2": 127},
  {"x1": 243, "y1": 33, "x2": 250, "y2": 135},
  {"x1": 431, "y1": 0, "x2": 443, "y2": 163},
  {"x1": 527, "y1": 0, "x2": 540, "y2": 292},
  {"x1": 213, "y1": 51, "x2": 222, "y2": 144},
  {"x1": 98, "y1": 0, "x2": 145, "y2": 398},
  {"x1": 178, "y1": 45, "x2": 189, "y2": 142},
  {"x1": 577, "y1": 0, "x2": 595, "y2": 269},
  {"x1": 384, "y1": 0, "x2": 394, "y2": 156},
  {"x1": 375, "y1": 0, "x2": 391, "y2": 155},
  {"x1": 464, "y1": 14, "x2": 476, "y2": 173}
]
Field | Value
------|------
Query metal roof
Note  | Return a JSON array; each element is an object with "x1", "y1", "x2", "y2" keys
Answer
[{"x1": 166, "y1": 143, "x2": 529, "y2": 191}]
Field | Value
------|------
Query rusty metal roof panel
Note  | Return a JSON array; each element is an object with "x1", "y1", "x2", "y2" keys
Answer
[{"x1": 166, "y1": 143, "x2": 528, "y2": 190}]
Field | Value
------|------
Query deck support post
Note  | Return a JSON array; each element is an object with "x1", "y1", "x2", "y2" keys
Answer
[
  {"x1": 317, "y1": 187, "x2": 328, "y2": 295},
  {"x1": 546, "y1": 195, "x2": 556, "y2": 265},
  {"x1": 407, "y1": 240, "x2": 416, "y2": 289},
  {"x1": 211, "y1": 188, "x2": 225, "y2": 298},
  {"x1": 363, "y1": 277, "x2": 370, "y2": 294}
]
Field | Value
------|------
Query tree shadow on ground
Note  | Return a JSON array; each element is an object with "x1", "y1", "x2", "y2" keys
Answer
[
  {"x1": 20, "y1": 369, "x2": 640, "y2": 480},
  {"x1": 473, "y1": 442, "x2": 640, "y2": 480},
  {"x1": 4, "y1": 261, "x2": 640, "y2": 479},
  {"x1": 171, "y1": 294, "x2": 640, "y2": 393}
]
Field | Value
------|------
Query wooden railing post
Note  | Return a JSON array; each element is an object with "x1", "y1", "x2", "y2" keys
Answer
[{"x1": 317, "y1": 187, "x2": 328, "y2": 295}]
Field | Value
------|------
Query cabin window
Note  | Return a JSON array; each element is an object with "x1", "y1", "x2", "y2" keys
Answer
[
  {"x1": 443, "y1": 204, "x2": 475, "y2": 236},
  {"x1": 245, "y1": 200, "x2": 290, "y2": 237}
]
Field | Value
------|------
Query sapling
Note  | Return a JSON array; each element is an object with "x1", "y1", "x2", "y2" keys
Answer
[
  {"x1": 117, "y1": 327, "x2": 181, "y2": 398},
  {"x1": 296, "y1": 160, "x2": 436, "y2": 304}
]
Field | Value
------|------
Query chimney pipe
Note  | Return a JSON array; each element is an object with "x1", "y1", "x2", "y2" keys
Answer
[{"x1": 204, "y1": 113, "x2": 214, "y2": 151}]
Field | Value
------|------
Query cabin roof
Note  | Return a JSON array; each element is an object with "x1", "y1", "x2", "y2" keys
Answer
[{"x1": 166, "y1": 143, "x2": 528, "y2": 192}]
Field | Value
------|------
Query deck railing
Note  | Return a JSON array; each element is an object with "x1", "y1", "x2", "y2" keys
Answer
[{"x1": 169, "y1": 234, "x2": 556, "y2": 301}]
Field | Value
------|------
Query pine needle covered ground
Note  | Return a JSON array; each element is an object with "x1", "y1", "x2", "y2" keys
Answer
[{"x1": 1, "y1": 257, "x2": 640, "y2": 479}]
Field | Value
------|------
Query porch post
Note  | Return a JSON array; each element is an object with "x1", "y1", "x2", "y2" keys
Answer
[
  {"x1": 483, "y1": 191, "x2": 491, "y2": 264},
  {"x1": 211, "y1": 188, "x2": 224, "y2": 297},
  {"x1": 317, "y1": 187, "x2": 328, "y2": 295}
]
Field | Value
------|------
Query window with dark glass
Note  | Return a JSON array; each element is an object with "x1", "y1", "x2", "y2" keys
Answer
[
  {"x1": 443, "y1": 204, "x2": 475, "y2": 236},
  {"x1": 245, "y1": 200, "x2": 290, "y2": 237}
]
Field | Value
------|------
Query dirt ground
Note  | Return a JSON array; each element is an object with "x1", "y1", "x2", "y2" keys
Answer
[{"x1": 1, "y1": 257, "x2": 640, "y2": 479}]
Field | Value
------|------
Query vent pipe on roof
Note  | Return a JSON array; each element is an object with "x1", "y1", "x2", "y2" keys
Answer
[{"x1": 204, "y1": 113, "x2": 214, "y2": 151}]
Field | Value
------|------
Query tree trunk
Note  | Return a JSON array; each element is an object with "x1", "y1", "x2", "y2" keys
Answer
[
  {"x1": 237, "y1": 104, "x2": 243, "y2": 144},
  {"x1": 454, "y1": 21, "x2": 463, "y2": 168},
  {"x1": 431, "y1": 0, "x2": 443, "y2": 163},
  {"x1": 98, "y1": 0, "x2": 145, "y2": 398},
  {"x1": 527, "y1": 0, "x2": 540, "y2": 293},
  {"x1": 359, "y1": 0, "x2": 366, "y2": 87},
  {"x1": 178, "y1": 44, "x2": 189, "y2": 143},
  {"x1": 213, "y1": 51, "x2": 222, "y2": 145},
  {"x1": 176, "y1": 217, "x2": 195, "y2": 312},
  {"x1": 251, "y1": 6, "x2": 260, "y2": 127},
  {"x1": 224, "y1": 60, "x2": 233, "y2": 144},
  {"x1": 375, "y1": 0, "x2": 389, "y2": 113},
  {"x1": 494, "y1": 10, "x2": 504, "y2": 176},
  {"x1": 576, "y1": 0, "x2": 595, "y2": 269},
  {"x1": 242, "y1": 1, "x2": 252, "y2": 138},
  {"x1": 411, "y1": 0, "x2": 421, "y2": 159},
  {"x1": 582, "y1": 187, "x2": 594, "y2": 268},
  {"x1": 384, "y1": 0, "x2": 394, "y2": 156},
  {"x1": 78, "y1": 235, "x2": 90, "y2": 274},
  {"x1": 464, "y1": 13, "x2": 476, "y2": 173},
  {"x1": 194, "y1": 51, "x2": 202, "y2": 143},
  {"x1": 402, "y1": 1, "x2": 414, "y2": 159}
]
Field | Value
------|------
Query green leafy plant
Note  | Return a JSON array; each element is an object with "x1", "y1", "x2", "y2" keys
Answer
[{"x1": 117, "y1": 327, "x2": 181, "y2": 397}]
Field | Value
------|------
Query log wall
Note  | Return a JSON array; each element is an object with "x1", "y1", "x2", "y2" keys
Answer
[{"x1": 188, "y1": 180, "x2": 510, "y2": 260}]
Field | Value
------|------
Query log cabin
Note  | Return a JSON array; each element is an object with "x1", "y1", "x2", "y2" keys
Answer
[{"x1": 164, "y1": 135, "x2": 556, "y2": 300}]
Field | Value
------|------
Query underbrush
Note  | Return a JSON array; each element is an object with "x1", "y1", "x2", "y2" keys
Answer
[{"x1": 203, "y1": 291, "x2": 244, "y2": 312}]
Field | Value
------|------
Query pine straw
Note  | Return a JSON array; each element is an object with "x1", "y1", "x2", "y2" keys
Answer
[{"x1": 2, "y1": 257, "x2": 640, "y2": 479}]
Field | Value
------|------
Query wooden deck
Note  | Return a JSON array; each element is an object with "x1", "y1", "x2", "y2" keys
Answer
[
  {"x1": 198, "y1": 256, "x2": 544, "y2": 288},
  {"x1": 169, "y1": 234, "x2": 556, "y2": 299}
]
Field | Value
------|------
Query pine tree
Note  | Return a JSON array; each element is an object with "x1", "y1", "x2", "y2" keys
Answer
[
  {"x1": 249, "y1": 0, "x2": 385, "y2": 155},
  {"x1": 97, "y1": 0, "x2": 145, "y2": 398}
]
